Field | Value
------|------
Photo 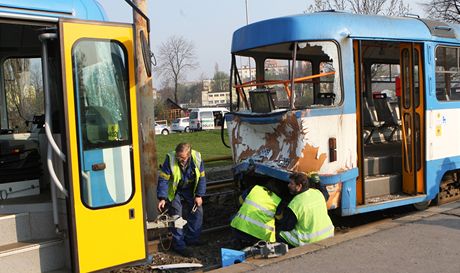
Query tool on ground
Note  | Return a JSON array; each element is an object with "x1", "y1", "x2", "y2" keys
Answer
[
  {"x1": 151, "y1": 263, "x2": 203, "y2": 270},
  {"x1": 191, "y1": 203, "x2": 198, "y2": 213},
  {"x1": 146, "y1": 209, "x2": 187, "y2": 229},
  {"x1": 242, "y1": 241, "x2": 288, "y2": 259}
]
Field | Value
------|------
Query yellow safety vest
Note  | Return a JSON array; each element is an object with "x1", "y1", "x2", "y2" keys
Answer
[
  {"x1": 280, "y1": 189, "x2": 334, "y2": 247},
  {"x1": 230, "y1": 185, "x2": 281, "y2": 242},
  {"x1": 166, "y1": 150, "x2": 202, "y2": 201}
]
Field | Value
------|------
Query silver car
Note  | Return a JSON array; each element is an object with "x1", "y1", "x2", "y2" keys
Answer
[
  {"x1": 154, "y1": 122, "x2": 170, "y2": 135},
  {"x1": 171, "y1": 117, "x2": 190, "y2": 133}
]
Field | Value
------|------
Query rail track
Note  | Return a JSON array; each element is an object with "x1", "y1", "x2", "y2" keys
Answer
[{"x1": 117, "y1": 166, "x2": 458, "y2": 272}]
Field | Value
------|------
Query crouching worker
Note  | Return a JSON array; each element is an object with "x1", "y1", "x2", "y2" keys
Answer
[
  {"x1": 230, "y1": 184, "x2": 281, "y2": 248},
  {"x1": 276, "y1": 172, "x2": 334, "y2": 247},
  {"x1": 157, "y1": 143, "x2": 206, "y2": 257}
]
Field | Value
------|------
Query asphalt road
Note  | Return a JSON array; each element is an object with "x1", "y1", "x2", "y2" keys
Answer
[{"x1": 214, "y1": 201, "x2": 460, "y2": 273}]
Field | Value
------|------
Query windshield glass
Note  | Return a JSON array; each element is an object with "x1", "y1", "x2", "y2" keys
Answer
[{"x1": 234, "y1": 40, "x2": 341, "y2": 111}]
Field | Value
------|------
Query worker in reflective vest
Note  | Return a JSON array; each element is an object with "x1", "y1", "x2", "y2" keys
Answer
[
  {"x1": 276, "y1": 172, "x2": 334, "y2": 247},
  {"x1": 157, "y1": 143, "x2": 206, "y2": 257},
  {"x1": 231, "y1": 184, "x2": 281, "y2": 246}
]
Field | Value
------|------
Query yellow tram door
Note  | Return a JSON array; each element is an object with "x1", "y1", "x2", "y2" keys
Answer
[
  {"x1": 400, "y1": 43, "x2": 425, "y2": 195},
  {"x1": 59, "y1": 21, "x2": 146, "y2": 272}
]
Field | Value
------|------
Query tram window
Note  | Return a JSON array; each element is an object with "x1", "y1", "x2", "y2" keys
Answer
[
  {"x1": 264, "y1": 59, "x2": 312, "y2": 108},
  {"x1": 370, "y1": 63, "x2": 400, "y2": 103},
  {"x1": 73, "y1": 40, "x2": 131, "y2": 148},
  {"x1": 2, "y1": 58, "x2": 44, "y2": 132},
  {"x1": 73, "y1": 39, "x2": 133, "y2": 208},
  {"x1": 262, "y1": 41, "x2": 341, "y2": 109},
  {"x1": 435, "y1": 46, "x2": 460, "y2": 101}
]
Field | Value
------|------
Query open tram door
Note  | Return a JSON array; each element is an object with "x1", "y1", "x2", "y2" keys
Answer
[
  {"x1": 59, "y1": 21, "x2": 146, "y2": 272},
  {"x1": 399, "y1": 43, "x2": 425, "y2": 197}
]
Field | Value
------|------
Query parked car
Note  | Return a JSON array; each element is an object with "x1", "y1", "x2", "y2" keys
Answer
[
  {"x1": 189, "y1": 107, "x2": 228, "y2": 131},
  {"x1": 171, "y1": 117, "x2": 190, "y2": 132},
  {"x1": 154, "y1": 121, "x2": 170, "y2": 135}
]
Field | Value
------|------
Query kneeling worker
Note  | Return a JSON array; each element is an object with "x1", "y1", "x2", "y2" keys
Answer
[
  {"x1": 276, "y1": 172, "x2": 334, "y2": 247},
  {"x1": 231, "y1": 184, "x2": 282, "y2": 247}
]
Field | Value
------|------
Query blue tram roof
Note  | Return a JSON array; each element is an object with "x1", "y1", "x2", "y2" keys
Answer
[
  {"x1": 231, "y1": 11, "x2": 460, "y2": 53},
  {"x1": 0, "y1": 0, "x2": 107, "y2": 21}
]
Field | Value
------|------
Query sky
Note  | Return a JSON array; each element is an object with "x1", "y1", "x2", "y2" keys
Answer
[{"x1": 97, "y1": 0, "x2": 427, "y2": 88}]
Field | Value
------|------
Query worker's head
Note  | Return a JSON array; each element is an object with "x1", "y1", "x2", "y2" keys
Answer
[
  {"x1": 175, "y1": 142, "x2": 192, "y2": 167},
  {"x1": 288, "y1": 172, "x2": 310, "y2": 195}
]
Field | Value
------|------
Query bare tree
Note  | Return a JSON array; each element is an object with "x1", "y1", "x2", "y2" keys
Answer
[
  {"x1": 424, "y1": 0, "x2": 460, "y2": 23},
  {"x1": 155, "y1": 36, "x2": 198, "y2": 103},
  {"x1": 307, "y1": 0, "x2": 410, "y2": 16},
  {"x1": 4, "y1": 58, "x2": 44, "y2": 132}
]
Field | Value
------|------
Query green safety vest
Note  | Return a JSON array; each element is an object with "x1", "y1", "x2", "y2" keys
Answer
[
  {"x1": 280, "y1": 189, "x2": 334, "y2": 247},
  {"x1": 166, "y1": 149, "x2": 202, "y2": 201},
  {"x1": 230, "y1": 185, "x2": 281, "y2": 242}
]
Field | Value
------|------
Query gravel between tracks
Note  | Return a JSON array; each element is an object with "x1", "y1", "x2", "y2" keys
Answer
[{"x1": 112, "y1": 165, "x2": 237, "y2": 273}]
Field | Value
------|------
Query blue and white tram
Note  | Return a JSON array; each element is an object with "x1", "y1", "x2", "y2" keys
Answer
[{"x1": 226, "y1": 11, "x2": 460, "y2": 215}]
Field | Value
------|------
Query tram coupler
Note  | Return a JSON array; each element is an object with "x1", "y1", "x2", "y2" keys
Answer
[
  {"x1": 146, "y1": 210, "x2": 187, "y2": 230},
  {"x1": 242, "y1": 241, "x2": 288, "y2": 259}
]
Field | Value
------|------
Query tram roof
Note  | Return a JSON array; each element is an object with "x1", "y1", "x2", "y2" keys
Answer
[
  {"x1": 0, "y1": 0, "x2": 107, "y2": 21},
  {"x1": 231, "y1": 11, "x2": 460, "y2": 53}
]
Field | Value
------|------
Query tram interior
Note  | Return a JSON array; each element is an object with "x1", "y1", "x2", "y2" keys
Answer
[
  {"x1": 359, "y1": 41, "x2": 405, "y2": 203},
  {"x1": 0, "y1": 21, "x2": 64, "y2": 204},
  {"x1": 0, "y1": 20, "x2": 71, "y2": 271}
]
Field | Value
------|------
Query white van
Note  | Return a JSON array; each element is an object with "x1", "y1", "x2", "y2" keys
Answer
[{"x1": 189, "y1": 107, "x2": 229, "y2": 131}]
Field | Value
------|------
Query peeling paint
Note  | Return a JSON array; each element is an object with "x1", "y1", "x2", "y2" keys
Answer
[
  {"x1": 293, "y1": 144, "x2": 327, "y2": 173},
  {"x1": 227, "y1": 110, "x2": 358, "y2": 211},
  {"x1": 326, "y1": 183, "x2": 342, "y2": 209}
]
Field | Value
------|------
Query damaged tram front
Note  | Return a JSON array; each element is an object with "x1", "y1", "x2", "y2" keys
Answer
[{"x1": 226, "y1": 12, "x2": 460, "y2": 216}]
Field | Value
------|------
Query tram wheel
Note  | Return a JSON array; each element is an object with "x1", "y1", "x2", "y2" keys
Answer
[{"x1": 413, "y1": 200, "x2": 431, "y2": 211}]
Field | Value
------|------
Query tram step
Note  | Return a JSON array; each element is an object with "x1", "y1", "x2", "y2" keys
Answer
[
  {"x1": 365, "y1": 173, "x2": 401, "y2": 198},
  {"x1": 0, "y1": 213, "x2": 31, "y2": 245},
  {"x1": 0, "y1": 239, "x2": 65, "y2": 273},
  {"x1": 364, "y1": 155, "x2": 393, "y2": 176},
  {"x1": 0, "y1": 211, "x2": 58, "y2": 245},
  {"x1": 364, "y1": 155, "x2": 402, "y2": 176}
]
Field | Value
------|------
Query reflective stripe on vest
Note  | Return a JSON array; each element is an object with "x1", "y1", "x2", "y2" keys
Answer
[
  {"x1": 167, "y1": 150, "x2": 202, "y2": 201},
  {"x1": 280, "y1": 224, "x2": 334, "y2": 247},
  {"x1": 280, "y1": 189, "x2": 334, "y2": 247},
  {"x1": 233, "y1": 212, "x2": 275, "y2": 232},
  {"x1": 230, "y1": 185, "x2": 281, "y2": 242}
]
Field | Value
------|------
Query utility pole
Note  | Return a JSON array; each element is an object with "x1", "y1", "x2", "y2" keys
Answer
[
  {"x1": 133, "y1": 0, "x2": 157, "y2": 220},
  {"x1": 245, "y1": 0, "x2": 252, "y2": 82}
]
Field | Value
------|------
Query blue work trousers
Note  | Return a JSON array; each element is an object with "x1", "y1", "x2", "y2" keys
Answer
[{"x1": 167, "y1": 192, "x2": 203, "y2": 250}]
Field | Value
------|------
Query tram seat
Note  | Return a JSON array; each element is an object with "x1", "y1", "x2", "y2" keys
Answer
[
  {"x1": 450, "y1": 87, "x2": 460, "y2": 100},
  {"x1": 0, "y1": 141, "x2": 42, "y2": 183},
  {"x1": 372, "y1": 93, "x2": 400, "y2": 141},
  {"x1": 362, "y1": 97, "x2": 383, "y2": 144}
]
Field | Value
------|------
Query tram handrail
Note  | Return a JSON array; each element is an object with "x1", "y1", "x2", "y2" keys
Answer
[{"x1": 234, "y1": 71, "x2": 336, "y2": 109}]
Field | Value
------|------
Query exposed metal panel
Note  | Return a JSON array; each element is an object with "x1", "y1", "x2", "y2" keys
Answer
[{"x1": 418, "y1": 18, "x2": 457, "y2": 39}]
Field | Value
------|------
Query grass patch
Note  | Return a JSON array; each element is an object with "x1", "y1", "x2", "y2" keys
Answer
[{"x1": 155, "y1": 130, "x2": 232, "y2": 166}]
